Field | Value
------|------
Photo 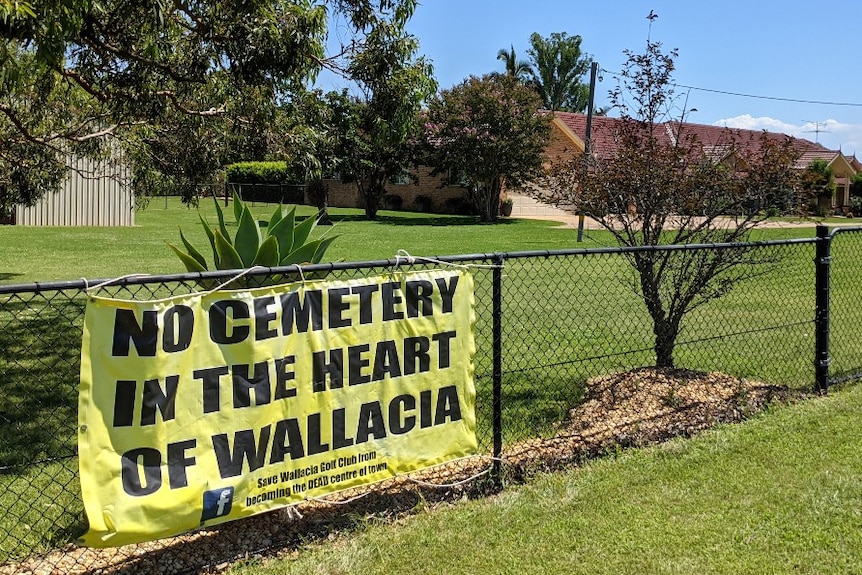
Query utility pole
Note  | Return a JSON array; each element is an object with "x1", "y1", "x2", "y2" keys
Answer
[{"x1": 578, "y1": 61, "x2": 598, "y2": 242}]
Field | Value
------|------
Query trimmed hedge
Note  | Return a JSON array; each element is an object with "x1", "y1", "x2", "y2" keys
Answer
[{"x1": 225, "y1": 162, "x2": 299, "y2": 184}]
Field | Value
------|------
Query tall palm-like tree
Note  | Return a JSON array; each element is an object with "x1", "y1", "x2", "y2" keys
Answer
[
  {"x1": 496, "y1": 44, "x2": 532, "y2": 81},
  {"x1": 527, "y1": 32, "x2": 592, "y2": 112}
]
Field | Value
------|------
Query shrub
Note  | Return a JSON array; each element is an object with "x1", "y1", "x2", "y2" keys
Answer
[
  {"x1": 413, "y1": 194, "x2": 433, "y2": 212},
  {"x1": 225, "y1": 162, "x2": 305, "y2": 204},
  {"x1": 225, "y1": 162, "x2": 298, "y2": 185},
  {"x1": 383, "y1": 194, "x2": 403, "y2": 210},
  {"x1": 443, "y1": 196, "x2": 475, "y2": 215}
]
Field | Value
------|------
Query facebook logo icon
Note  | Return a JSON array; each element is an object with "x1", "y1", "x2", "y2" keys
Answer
[{"x1": 201, "y1": 487, "x2": 234, "y2": 522}]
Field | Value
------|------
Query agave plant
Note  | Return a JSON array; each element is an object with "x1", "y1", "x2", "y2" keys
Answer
[{"x1": 167, "y1": 191, "x2": 337, "y2": 284}]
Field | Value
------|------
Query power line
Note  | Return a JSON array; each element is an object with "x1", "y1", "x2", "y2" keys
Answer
[{"x1": 599, "y1": 68, "x2": 862, "y2": 108}]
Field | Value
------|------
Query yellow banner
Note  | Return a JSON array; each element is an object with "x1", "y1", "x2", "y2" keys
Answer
[{"x1": 78, "y1": 270, "x2": 476, "y2": 547}]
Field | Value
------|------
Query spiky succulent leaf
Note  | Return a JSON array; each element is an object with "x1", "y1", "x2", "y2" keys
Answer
[
  {"x1": 211, "y1": 195, "x2": 230, "y2": 241},
  {"x1": 267, "y1": 206, "x2": 296, "y2": 257},
  {"x1": 179, "y1": 228, "x2": 207, "y2": 268},
  {"x1": 166, "y1": 242, "x2": 208, "y2": 273},
  {"x1": 199, "y1": 214, "x2": 220, "y2": 269},
  {"x1": 291, "y1": 214, "x2": 317, "y2": 248},
  {"x1": 234, "y1": 206, "x2": 261, "y2": 266},
  {"x1": 252, "y1": 235, "x2": 280, "y2": 267},
  {"x1": 214, "y1": 229, "x2": 243, "y2": 270},
  {"x1": 268, "y1": 204, "x2": 284, "y2": 231},
  {"x1": 282, "y1": 238, "x2": 324, "y2": 266},
  {"x1": 311, "y1": 235, "x2": 339, "y2": 263},
  {"x1": 232, "y1": 190, "x2": 243, "y2": 223}
]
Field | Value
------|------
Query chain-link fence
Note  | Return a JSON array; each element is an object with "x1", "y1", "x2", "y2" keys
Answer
[{"x1": 1, "y1": 227, "x2": 861, "y2": 573}]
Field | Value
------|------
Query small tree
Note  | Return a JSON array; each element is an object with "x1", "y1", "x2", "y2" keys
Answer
[
  {"x1": 423, "y1": 74, "x2": 551, "y2": 222},
  {"x1": 849, "y1": 172, "x2": 862, "y2": 215},
  {"x1": 538, "y1": 36, "x2": 801, "y2": 368},
  {"x1": 334, "y1": 7, "x2": 436, "y2": 220}
]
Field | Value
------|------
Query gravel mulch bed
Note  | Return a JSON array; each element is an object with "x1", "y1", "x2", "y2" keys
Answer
[{"x1": 2, "y1": 368, "x2": 797, "y2": 575}]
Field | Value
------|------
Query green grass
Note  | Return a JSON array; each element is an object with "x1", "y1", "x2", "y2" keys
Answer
[
  {"x1": 0, "y1": 198, "x2": 598, "y2": 285},
  {"x1": 228, "y1": 383, "x2": 862, "y2": 575}
]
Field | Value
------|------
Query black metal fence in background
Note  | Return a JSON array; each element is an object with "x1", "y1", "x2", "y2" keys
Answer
[{"x1": 1, "y1": 226, "x2": 861, "y2": 573}]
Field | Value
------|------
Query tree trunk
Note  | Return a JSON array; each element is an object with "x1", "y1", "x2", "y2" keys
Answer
[
  {"x1": 357, "y1": 176, "x2": 382, "y2": 220},
  {"x1": 478, "y1": 177, "x2": 502, "y2": 222},
  {"x1": 636, "y1": 253, "x2": 679, "y2": 369},
  {"x1": 653, "y1": 317, "x2": 678, "y2": 369}
]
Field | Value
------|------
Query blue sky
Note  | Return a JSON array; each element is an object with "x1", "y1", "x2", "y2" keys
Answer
[{"x1": 321, "y1": 1, "x2": 862, "y2": 153}]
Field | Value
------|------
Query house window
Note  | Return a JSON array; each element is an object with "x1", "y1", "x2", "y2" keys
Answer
[{"x1": 391, "y1": 170, "x2": 410, "y2": 185}]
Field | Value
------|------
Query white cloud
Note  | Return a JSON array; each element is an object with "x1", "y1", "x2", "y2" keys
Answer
[
  {"x1": 713, "y1": 115, "x2": 862, "y2": 154},
  {"x1": 713, "y1": 114, "x2": 804, "y2": 137}
]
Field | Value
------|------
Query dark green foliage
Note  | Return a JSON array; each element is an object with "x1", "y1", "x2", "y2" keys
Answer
[
  {"x1": 383, "y1": 194, "x2": 403, "y2": 210},
  {"x1": 330, "y1": 1, "x2": 437, "y2": 220},
  {"x1": 0, "y1": 1, "x2": 425, "y2": 212},
  {"x1": 527, "y1": 31, "x2": 593, "y2": 112},
  {"x1": 413, "y1": 194, "x2": 433, "y2": 212},
  {"x1": 225, "y1": 162, "x2": 302, "y2": 185}
]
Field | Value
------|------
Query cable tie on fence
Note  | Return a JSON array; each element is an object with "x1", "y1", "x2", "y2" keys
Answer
[
  {"x1": 84, "y1": 273, "x2": 152, "y2": 295},
  {"x1": 282, "y1": 506, "x2": 303, "y2": 521},
  {"x1": 392, "y1": 249, "x2": 504, "y2": 270}
]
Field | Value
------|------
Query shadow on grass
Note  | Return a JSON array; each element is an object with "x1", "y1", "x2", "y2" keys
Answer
[
  {"x1": 0, "y1": 272, "x2": 23, "y2": 282},
  {"x1": 327, "y1": 213, "x2": 521, "y2": 227},
  {"x1": 0, "y1": 296, "x2": 82, "y2": 469},
  {"x1": 0, "y1": 293, "x2": 87, "y2": 558}
]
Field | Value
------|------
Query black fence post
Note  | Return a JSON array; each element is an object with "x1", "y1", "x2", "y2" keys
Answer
[
  {"x1": 492, "y1": 253, "x2": 504, "y2": 487},
  {"x1": 814, "y1": 225, "x2": 831, "y2": 395}
]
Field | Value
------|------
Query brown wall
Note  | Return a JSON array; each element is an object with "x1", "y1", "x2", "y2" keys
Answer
[{"x1": 319, "y1": 166, "x2": 468, "y2": 213}]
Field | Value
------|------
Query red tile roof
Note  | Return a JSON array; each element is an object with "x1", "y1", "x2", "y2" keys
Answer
[{"x1": 552, "y1": 111, "x2": 833, "y2": 163}]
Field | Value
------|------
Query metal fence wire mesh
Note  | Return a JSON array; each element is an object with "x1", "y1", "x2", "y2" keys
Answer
[{"x1": 1, "y1": 229, "x2": 861, "y2": 574}]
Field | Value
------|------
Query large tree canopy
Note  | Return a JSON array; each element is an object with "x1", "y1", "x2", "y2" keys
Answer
[
  {"x1": 526, "y1": 31, "x2": 592, "y2": 112},
  {"x1": 0, "y1": 0, "x2": 424, "y2": 211},
  {"x1": 329, "y1": 6, "x2": 436, "y2": 220}
]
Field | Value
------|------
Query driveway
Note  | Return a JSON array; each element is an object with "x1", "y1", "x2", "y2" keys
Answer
[{"x1": 507, "y1": 194, "x2": 861, "y2": 230}]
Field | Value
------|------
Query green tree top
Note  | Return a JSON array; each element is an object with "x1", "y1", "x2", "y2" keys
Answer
[
  {"x1": 526, "y1": 31, "x2": 593, "y2": 112},
  {"x1": 496, "y1": 44, "x2": 532, "y2": 81}
]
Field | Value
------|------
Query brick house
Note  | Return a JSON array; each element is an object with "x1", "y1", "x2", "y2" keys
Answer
[
  {"x1": 320, "y1": 166, "x2": 469, "y2": 213},
  {"x1": 547, "y1": 111, "x2": 860, "y2": 213},
  {"x1": 321, "y1": 111, "x2": 861, "y2": 215}
]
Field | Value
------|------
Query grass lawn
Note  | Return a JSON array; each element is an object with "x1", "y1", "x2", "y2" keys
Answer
[
  {"x1": 0, "y1": 198, "x2": 605, "y2": 285},
  {"x1": 227, "y1": 383, "x2": 862, "y2": 575},
  {"x1": 0, "y1": 197, "x2": 829, "y2": 285}
]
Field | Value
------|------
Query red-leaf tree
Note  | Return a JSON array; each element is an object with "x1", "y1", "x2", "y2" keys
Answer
[
  {"x1": 536, "y1": 38, "x2": 802, "y2": 368},
  {"x1": 422, "y1": 74, "x2": 551, "y2": 222}
]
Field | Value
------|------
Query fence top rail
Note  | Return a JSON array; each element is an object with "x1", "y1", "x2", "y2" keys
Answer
[
  {"x1": 829, "y1": 225, "x2": 862, "y2": 239},
  {"x1": 0, "y1": 235, "x2": 819, "y2": 295}
]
